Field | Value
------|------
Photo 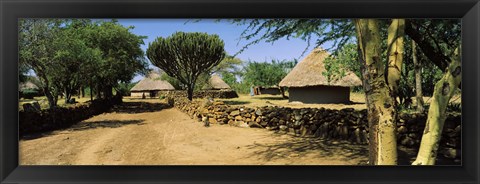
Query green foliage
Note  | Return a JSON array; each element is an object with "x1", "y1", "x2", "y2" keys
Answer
[
  {"x1": 19, "y1": 19, "x2": 148, "y2": 108},
  {"x1": 160, "y1": 73, "x2": 184, "y2": 90},
  {"x1": 242, "y1": 59, "x2": 296, "y2": 87},
  {"x1": 322, "y1": 43, "x2": 362, "y2": 84},
  {"x1": 147, "y1": 32, "x2": 226, "y2": 100}
]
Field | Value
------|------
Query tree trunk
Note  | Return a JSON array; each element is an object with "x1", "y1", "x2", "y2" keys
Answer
[
  {"x1": 412, "y1": 40, "x2": 425, "y2": 113},
  {"x1": 65, "y1": 89, "x2": 70, "y2": 104},
  {"x1": 44, "y1": 87, "x2": 56, "y2": 109},
  {"x1": 387, "y1": 19, "x2": 405, "y2": 98},
  {"x1": 355, "y1": 19, "x2": 398, "y2": 165},
  {"x1": 186, "y1": 85, "x2": 194, "y2": 101},
  {"x1": 412, "y1": 47, "x2": 461, "y2": 165}
]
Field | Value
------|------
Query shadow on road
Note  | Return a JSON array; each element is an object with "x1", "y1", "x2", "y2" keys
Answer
[
  {"x1": 71, "y1": 119, "x2": 146, "y2": 131},
  {"x1": 21, "y1": 119, "x2": 146, "y2": 140},
  {"x1": 109, "y1": 101, "x2": 171, "y2": 114},
  {"x1": 244, "y1": 133, "x2": 368, "y2": 164}
]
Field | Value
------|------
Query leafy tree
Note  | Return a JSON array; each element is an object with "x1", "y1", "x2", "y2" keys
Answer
[
  {"x1": 19, "y1": 19, "x2": 63, "y2": 108},
  {"x1": 50, "y1": 24, "x2": 102, "y2": 103},
  {"x1": 84, "y1": 20, "x2": 148, "y2": 99},
  {"x1": 322, "y1": 43, "x2": 362, "y2": 89},
  {"x1": 147, "y1": 32, "x2": 226, "y2": 100},
  {"x1": 242, "y1": 59, "x2": 296, "y2": 87}
]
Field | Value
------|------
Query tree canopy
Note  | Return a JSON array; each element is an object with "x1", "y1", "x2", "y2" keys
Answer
[{"x1": 147, "y1": 32, "x2": 226, "y2": 100}]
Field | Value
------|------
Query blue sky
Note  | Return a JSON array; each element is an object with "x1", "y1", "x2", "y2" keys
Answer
[{"x1": 117, "y1": 19, "x2": 330, "y2": 82}]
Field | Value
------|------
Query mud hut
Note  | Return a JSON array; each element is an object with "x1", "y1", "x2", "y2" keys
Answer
[
  {"x1": 204, "y1": 74, "x2": 231, "y2": 90},
  {"x1": 130, "y1": 72, "x2": 175, "y2": 98},
  {"x1": 279, "y1": 48, "x2": 362, "y2": 104},
  {"x1": 254, "y1": 86, "x2": 282, "y2": 95}
]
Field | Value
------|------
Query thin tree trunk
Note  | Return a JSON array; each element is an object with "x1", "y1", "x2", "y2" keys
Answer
[
  {"x1": 355, "y1": 19, "x2": 398, "y2": 165},
  {"x1": 412, "y1": 47, "x2": 461, "y2": 165},
  {"x1": 412, "y1": 40, "x2": 425, "y2": 113},
  {"x1": 44, "y1": 87, "x2": 56, "y2": 109},
  {"x1": 387, "y1": 19, "x2": 405, "y2": 98},
  {"x1": 187, "y1": 86, "x2": 194, "y2": 101}
]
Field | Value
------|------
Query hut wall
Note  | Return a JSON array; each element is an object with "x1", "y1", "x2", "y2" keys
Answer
[
  {"x1": 131, "y1": 91, "x2": 152, "y2": 98},
  {"x1": 259, "y1": 88, "x2": 282, "y2": 95},
  {"x1": 289, "y1": 86, "x2": 350, "y2": 104}
]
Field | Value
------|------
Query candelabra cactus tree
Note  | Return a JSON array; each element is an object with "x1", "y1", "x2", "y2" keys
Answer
[{"x1": 147, "y1": 32, "x2": 226, "y2": 100}]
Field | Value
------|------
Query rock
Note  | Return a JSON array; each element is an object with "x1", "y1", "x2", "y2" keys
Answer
[
  {"x1": 255, "y1": 109, "x2": 263, "y2": 116},
  {"x1": 230, "y1": 110, "x2": 240, "y2": 116},
  {"x1": 397, "y1": 126, "x2": 408, "y2": 134},
  {"x1": 208, "y1": 118, "x2": 217, "y2": 124},
  {"x1": 236, "y1": 121, "x2": 249, "y2": 128},
  {"x1": 400, "y1": 136, "x2": 415, "y2": 147},
  {"x1": 248, "y1": 121, "x2": 263, "y2": 128},
  {"x1": 441, "y1": 148, "x2": 460, "y2": 159},
  {"x1": 244, "y1": 113, "x2": 251, "y2": 118},
  {"x1": 279, "y1": 125, "x2": 288, "y2": 131},
  {"x1": 235, "y1": 116, "x2": 243, "y2": 121},
  {"x1": 228, "y1": 120, "x2": 235, "y2": 126},
  {"x1": 23, "y1": 102, "x2": 41, "y2": 112},
  {"x1": 266, "y1": 126, "x2": 279, "y2": 131}
]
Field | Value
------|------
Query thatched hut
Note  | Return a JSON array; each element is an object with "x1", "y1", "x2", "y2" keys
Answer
[
  {"x1": 130, "y1": 72, "x2": 175, "y2": 98},
  {"x1": 254, "y1": 86, "x2": 282, "y2": 95},
  {"x1": 19, "y1": 81, "x2": 41, "y2": 99},
  {"x1": 279, "y1": 48, "x2": 362, "y2": 104},
  {"x1": 204, "y1": 74, "x2": 231, "y2": 90}
]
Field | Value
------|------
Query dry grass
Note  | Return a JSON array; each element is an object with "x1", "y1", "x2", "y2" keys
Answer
[
  {"x1": 219, "y1": 93, "x2": 367, "y2": 110},
  {"x1": 218, "y1": 93, "x2": 462, "y2": 111}
]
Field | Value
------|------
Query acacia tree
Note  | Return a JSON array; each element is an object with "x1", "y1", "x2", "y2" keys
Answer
[
  {"x1": 19, "y1": 19, "x2": 63, "y2": 108},
  {"x1": 147, "y1": 32, "x2": 226, "y2": 100}
]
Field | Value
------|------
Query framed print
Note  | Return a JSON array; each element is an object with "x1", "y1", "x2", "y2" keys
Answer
[{"x1": 1, "y1": 0, "x2": 479, "y2": 184}]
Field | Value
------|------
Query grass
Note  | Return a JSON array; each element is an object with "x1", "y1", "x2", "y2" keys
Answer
[
  {"x1": 19, "y1": 96, "x2": 93, "y2": 110},
  {"x1": 217, "y1": 93, "x2": 368, "y2": 110}
]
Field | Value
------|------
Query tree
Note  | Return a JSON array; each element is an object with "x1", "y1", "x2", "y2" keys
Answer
[
  {"x1": 412, "y1": 47, "x2": 461, "y2": 165},
  {"x1": 322, "y1": 43, "x2": 362, "y2": 87},
  {"x1": 84, "y1": 20, "x2": 148, "y2": 99},
  {"x1": 242, "y1": 60, "x2": 295, "y2": 87},
  {"x1": 147, "y1": 32, "x2": 226, "y2": 100},
  {"x1": 226, "y1": 18, "x2": 459, "y2": 165},
  {"x1": 19, "y1": 19, "x2": 63, "y2": 108},
  {"x1": 412, "y1": 40, "x2": 425, "y2": 113},
  {"x1": 50, "y1": 24, "x2": 102, "y2": 104}
]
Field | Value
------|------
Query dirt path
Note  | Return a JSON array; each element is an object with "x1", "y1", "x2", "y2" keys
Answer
[{"x1": 20, "y1": 101, "x2": 369, "y2": 165}]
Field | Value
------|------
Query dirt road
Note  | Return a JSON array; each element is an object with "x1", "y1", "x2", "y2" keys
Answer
[{"x1": 20, "y1": 100, "x2": 370, "y2": 165}]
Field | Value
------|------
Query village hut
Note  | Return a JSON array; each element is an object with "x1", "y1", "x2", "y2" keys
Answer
[
  {"x1": 19, "y1": 81, "x2": 41, "y2": 99},
  {"x1": 204, "y1": 74, "x2": 231, "y2": 90},
  {"x1": 254, "y1": 86, "x2": 282, "y2": 95},
  {"x1": 279, "y1": 48, "x2": 362, "y2": 104},
  {"x1": 130, "y1": 72, "x2": 175, "y2": 98}
]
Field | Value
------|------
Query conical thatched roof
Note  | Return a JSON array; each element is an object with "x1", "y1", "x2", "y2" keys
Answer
[
  {"x1": 279, "y1": 48, "x2": 362, "y2": 88},
  {"x1": 19, "y1": 81, "x2": 39, "y2": 91},
  {"x1": 130, "y1": 72, "x2": 175, "y2": 92},
  {"x1": 205, "y1": 74, "x2": 231, "y2": 90}
]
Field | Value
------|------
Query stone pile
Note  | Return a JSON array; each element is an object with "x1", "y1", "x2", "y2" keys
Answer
[
  {"x1": 160, "y1": 90, "x2": 239, "y2": 99},
  {"x1": 173, "y1": 97, "x2": 461, "y2": 159},
  {"x1": 19, "y1": 95, "x2": 123, "y2": 137}
]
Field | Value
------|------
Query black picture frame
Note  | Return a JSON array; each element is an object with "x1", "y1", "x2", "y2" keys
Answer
[{"x1": 1, "y1": 0, "x2": 479, "y2": 183}]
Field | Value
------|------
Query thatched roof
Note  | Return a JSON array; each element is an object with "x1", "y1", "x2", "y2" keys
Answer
[
  {"x1": 130, "y1": 72, "x2": 175, "y2": 92},
  {"x1": 19, "y1": 81, "x2": 39, "y2": 91},
  {"x1": 279, "y1": 48, "x2": 362, "y2": 88},
  {"x1": 205, "y1": 75, "x2": 231, "y2": 90}
]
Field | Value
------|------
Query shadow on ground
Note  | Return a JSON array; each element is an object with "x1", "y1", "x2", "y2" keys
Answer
[
  {"x1": 21, "y1": 119, "x2": 146, "y2": 140},
  {"x1": 244, "y1": 133, "x2": 460, "y2": 165},
  {"x1": 255, "y1": 96, "x2": 285, "y2": 101},
  {"x1": 244, "y1": 133, "x2": 369, "y2": 164},
  {"x1": 109, "y1": 101, "x2": 171, "y2": 114},
  {"x1": 222, "y1": 100, "x2": 251, "y2": 105}
]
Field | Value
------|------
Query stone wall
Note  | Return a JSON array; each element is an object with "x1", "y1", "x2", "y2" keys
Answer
[
  {"x1": 19, "y1": 95, "x2": 123, "y2": 137},
  {"x1": 161, "y1": 90, "x2": 239, "y2": 99},
  {"x1": 172, "y1": 97, "x2": 461, "y2": 159}
]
